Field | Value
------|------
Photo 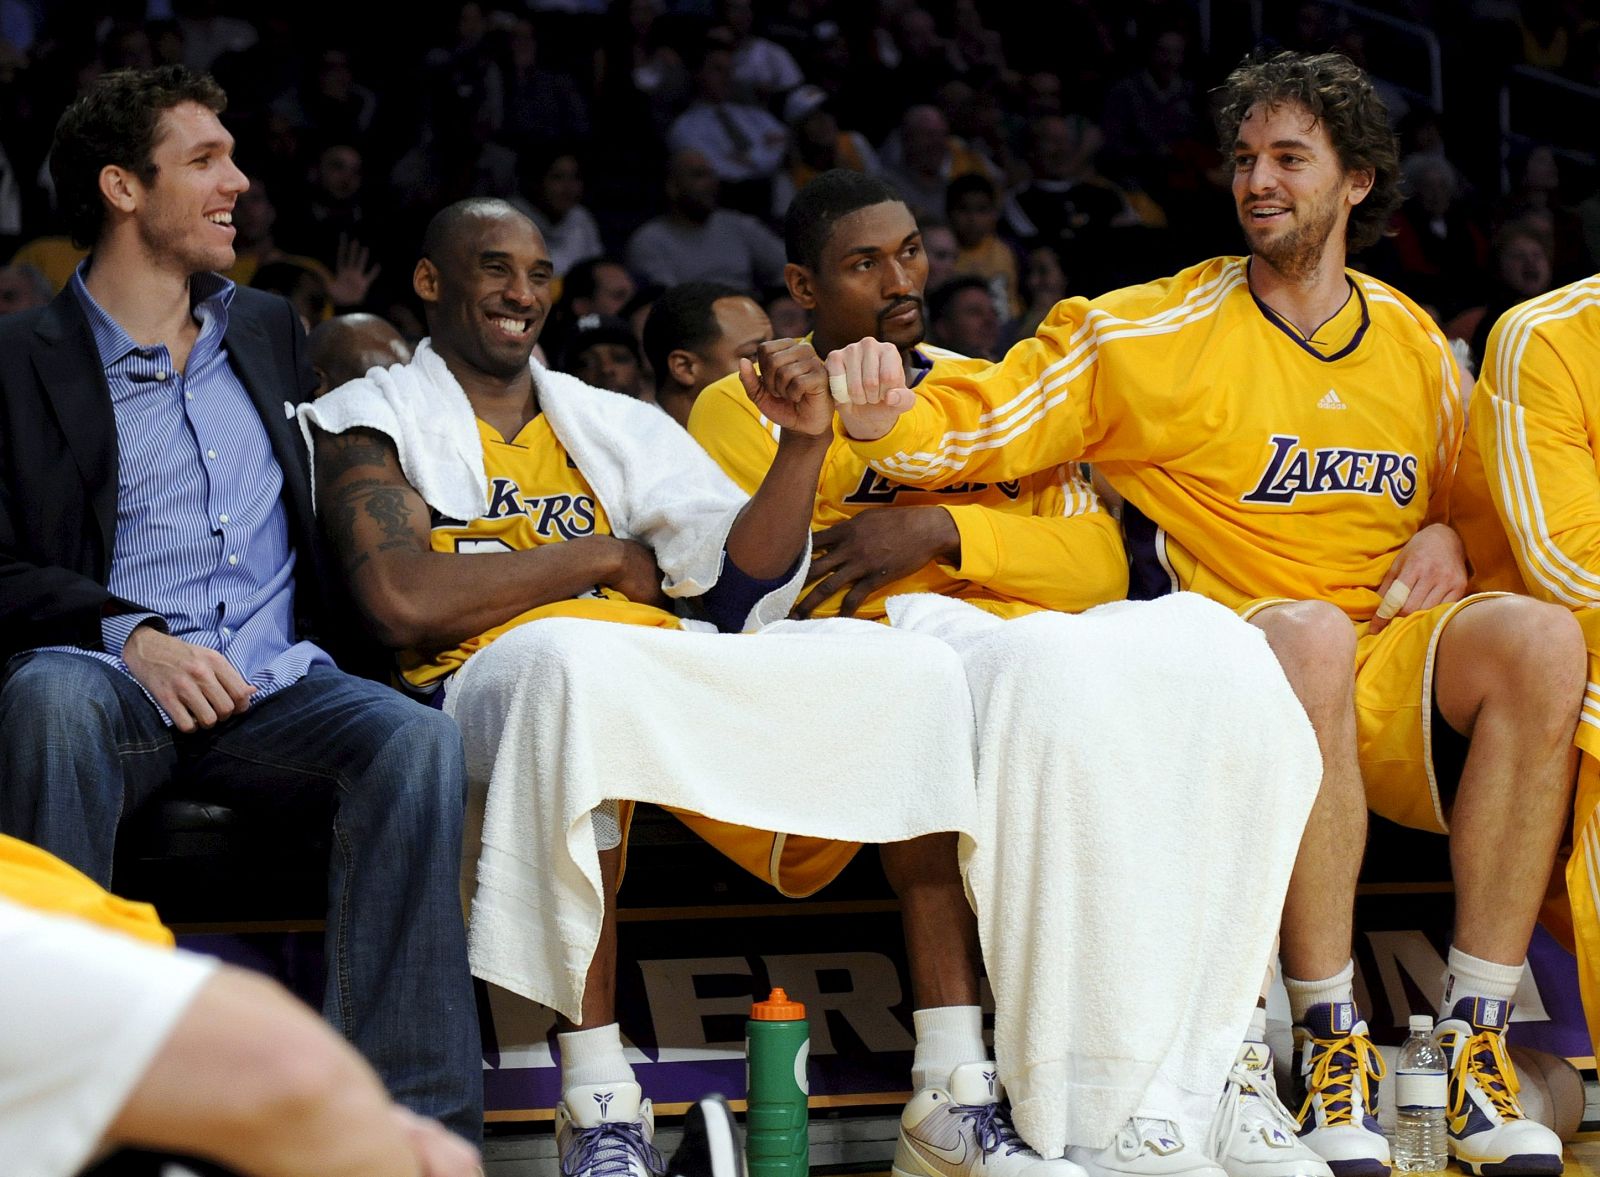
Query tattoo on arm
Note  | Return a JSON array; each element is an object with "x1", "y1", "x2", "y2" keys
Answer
[
  {"x1": 318, "y1": 429, "x2": 395, "y2": 482},
  {"x1": 363, "y1": 488, "x2": 416, "y2": 549}
]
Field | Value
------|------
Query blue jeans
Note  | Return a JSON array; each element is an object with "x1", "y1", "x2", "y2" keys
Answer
[{"x1": 0, "y1": 654, "x2": 483, "y2": 1139}]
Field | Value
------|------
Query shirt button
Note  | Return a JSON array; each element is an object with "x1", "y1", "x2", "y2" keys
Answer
[
  {"x1": 186, "y1": 391, "x2": 194, "y2": 401},
  {"x1": 222, "y1": 626, "x2": 233, "y2": 637},
  {"x1": 156, "y1": 370, "x2": 170, "y2": 382},
  {"x1": 228, "y1": 554, "x2": 239, "y2": 566},
  {"x1": 207, "y1": 449, "x2": 217, "y2": 460},
  {"x1": 218, "y1": 513, "x2": 230, "y2": 524}
]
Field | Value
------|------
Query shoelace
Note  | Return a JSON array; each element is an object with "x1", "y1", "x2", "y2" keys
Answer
[
  {"x1": 560, "y1": 1121, "x2": 666, "y2": 1177},
  {"x1": 1210, "y1": 1062, "x2": 1298, "y2": 1156},
  {"x1": 1448, "y1": 1028, "x2": 1524, "y2": 1124},
  {"x1": 1298, "y1": 1031, "x2": 1386, "y2": 1128},
  {"x1": 950, "y1": 1101, "x2": 1034, "y2": 1158}
]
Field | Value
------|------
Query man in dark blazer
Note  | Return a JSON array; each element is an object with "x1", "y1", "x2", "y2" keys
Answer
[{"x1": 0, "y1": 66, "x2": 483, "y2": 1143}]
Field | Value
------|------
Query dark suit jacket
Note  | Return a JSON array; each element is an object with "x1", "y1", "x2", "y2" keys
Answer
[{"x1": 0, "y1": 280, "x2": 372, "y2": 673}]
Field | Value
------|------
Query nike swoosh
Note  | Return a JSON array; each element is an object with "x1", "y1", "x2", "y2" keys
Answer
[{"x1": 904, "y1": 1129, "x2": 970, "y2": 1172}]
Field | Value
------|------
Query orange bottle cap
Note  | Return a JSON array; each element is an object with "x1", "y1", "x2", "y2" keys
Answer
[{"x1": 751, "y1": 986, "x2": 806, "y2": 1020}]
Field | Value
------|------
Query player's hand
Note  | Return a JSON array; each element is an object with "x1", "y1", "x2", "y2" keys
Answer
[
  {"x1": 1369, "y1": 522, "x2": 1468, "y2": 634},
  {"x1": 738, "y1": 338, "x2": 832, "y2": 438},
  {"x1": 122, "y1": 624, "x2": 256, "y2": 733},
  {"x1": 824, "y1": 339, "x2": 915, "y2": 442},
  {"x1": 390, "y1": 1105, "x2": 483, "y2": 1177},
  {"x1": 796, "y1": 506, "x2": 960, "y2": 618},
  {"x1": 603, "y1": 537, "x2": 673, "y2": 610}
]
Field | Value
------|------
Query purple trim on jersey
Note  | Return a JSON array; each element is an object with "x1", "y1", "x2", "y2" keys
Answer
[
  {"x1": 905, "y1": 345, "x2": 936, "y2": 388},
  {"x1": 698, "y1": 553, "x2": 802, "y2": 632},
  {"x1": 1122, "y1": 502, "x2": 1172, "y2": 601},
  {"x1": 1247, "y1": 264, "x2": 1371, "y2": 363}
]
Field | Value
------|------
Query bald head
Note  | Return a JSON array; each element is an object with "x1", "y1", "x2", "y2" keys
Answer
[
  {"x1": 421, "y1": 197, "x2": 536, "y2": 265},
  {"x1": 308, "y1": 314, "x2": 413, "y2": 397}
]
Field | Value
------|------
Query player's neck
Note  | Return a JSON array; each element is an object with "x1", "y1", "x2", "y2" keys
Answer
[
  {"x1": 1246, "y1": 252, "x2": 1351, "y2": 340},
  {"x1": 449, "y1": 356, "x2": 539, "y2": 436},
  {"x1": 83, "y1": 241, "x2": 199, "y2": 352}
]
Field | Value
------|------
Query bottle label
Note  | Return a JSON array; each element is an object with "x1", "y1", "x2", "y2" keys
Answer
[
  {"x1": 794, "y1": 1038, "x2": 810, "y2": 1095},
  {"x1": 1395, "y1": 1071, "x2": 1447, "y2": 1108}
]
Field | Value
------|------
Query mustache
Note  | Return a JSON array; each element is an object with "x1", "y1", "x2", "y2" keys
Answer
[{"x1": 878, "y1": 296, "x2": 923, "y2": 322}]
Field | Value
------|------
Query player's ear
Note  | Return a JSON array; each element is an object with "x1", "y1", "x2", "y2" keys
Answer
[
  {"x1": 1346, "y1": 166, "x2": 1375, "y2": 206},
  {"x1": 666, "y1": 348, "x2": 699, "y2": 389},
  {"x1": 785, "y1": 262, "x2": 818, "y2": 311},
  {"x1": 413, "y1": 258, "x2": 441, "y2": 304}
]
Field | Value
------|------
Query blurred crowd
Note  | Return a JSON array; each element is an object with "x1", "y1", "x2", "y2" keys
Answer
[{"x1": 5, "y1": 0, "x2": 1600, "y2": 382}]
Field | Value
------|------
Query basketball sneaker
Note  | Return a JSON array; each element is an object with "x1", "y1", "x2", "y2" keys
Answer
[
  {"x1": 893, "y1": 1061, "x2": 1089, "y2": 1177},
  {"x1": 1210, "y1": 1040, "x2": 1333, "y2": 1177},
  {"x1": 556, "y1": 1081, "x2": 665, "y2": 1177},
  {"x1": 1289, "y1": 1003, "x2": 1390, "y2": 1177},
  {"x1": 669, "y1": 1093, "x2": 746, "y2": 1177},
  {"x1": 1067, "y1": 1114, "x2": 1226, "y2": 1177},
  {"x1": 1436, "y1": 997, "x2": 1563, "y2": 1176}
]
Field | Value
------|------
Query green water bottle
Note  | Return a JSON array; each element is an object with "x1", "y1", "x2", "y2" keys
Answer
[{"x1": 745, "y1": 987, "x2": 809, "y2": 1177}]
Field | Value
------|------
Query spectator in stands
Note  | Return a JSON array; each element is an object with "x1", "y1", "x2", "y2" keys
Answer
[
  {"x1": 526, "y1": 149, "x2": 605, "y2": 279},
  {"x1": 879, "y1": 103, "x2": 998, "y2": 225},
  {"x1": 275, "y1": 142, "x2": 371, "y2": 269},
  {"x1": 0, "y1": 835, "x2": 481, "y2": 1177},
  {"x1": 545, "y1": 255, "x2": 638, "y2": 361},
  {"x1": 927, "y1": 273, "x2": 1001, "y2": 360},
  {"x1": 1004, "y1": 114, "x2": 1153, "y2": 286},
  {"x1": 252, "y1": 258, "x2": 332, "y2": 333},
  {"x1": 627, "y1": 149, "x2": 785, "y2": 292},
  {"x1": 765, "y1": 289, "x2": 809, "y2": 339},
  {"x1": 590, "y1": 0, "x2": 690, "y2": 137},
  {"x1": 564, "y1": 312, "x2": 650, "y2": 401},
  {"x1": 947, "y1": 173, "x2": 1019, "y2": 320},
  {"x1": 273, "y1": 48, "x2": 378, "y2": 146},
  {"x1": 1380, "y1": 154, "x2": 1488, "y2": 320},
  {"x1": 0, "y1": 261, "x2": 50, "y2": 313},
  {"x1": 304, "y1": 197, "x2": 970, "y2": 1177},
  {"x1": 919, "y1": 219, "x2": 960, "y2": 291},
  {"x1": 1466, "y1": 219, "x2": 1557, "y2": 369},
  {"x1": 308, "y1": 312, "x2": 413, "y2": 398},
  {"x1": 0, "y1": 65, "x2": 481, "y2": 1140},
  {"x1": 495, "y1": 15, "x2": 592, "y2": 159},
  {"x1": 720, "y1": 0, "x2": 804, "y2": 104},
  {"x1": 390, "y1": 66, "x2": 519, "y2": 214},
  {"x1": 1498, "y1": 144, "x2": 1588, "y2": 283},
  {"x1": 1010, "y1": 241, "x2": 1068, "y2": 345},
  {"x1": 643, "y1": 280, "x2": 772, "y2": 427},
  {"x1": 771, "y1": 84, "x2": 881, "y2": 219},
  {"x1": 1100, "y1": 26, "x2": 1205, "y2": 198},
  {"x1": 667, "y1": 34, "x2": 788, "y2": 214}
]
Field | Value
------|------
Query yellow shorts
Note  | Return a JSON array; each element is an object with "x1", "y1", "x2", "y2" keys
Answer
[
  {"x1": 615, "y1": 801, "x2": 862, "y2": 899},
  {"x1": 1240, "y1": 593, "x2": 1507, "y2": 835}
]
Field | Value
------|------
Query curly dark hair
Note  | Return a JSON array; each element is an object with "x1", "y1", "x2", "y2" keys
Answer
[
  {"x1": 51, "y1": 66, "x2": 227, "y2": 248},
  {"x1": 1213, "y1": 50, "x2": 1400, "y2": 255}
]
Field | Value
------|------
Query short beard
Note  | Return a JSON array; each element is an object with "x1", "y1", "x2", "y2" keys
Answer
[{"x1": 1248, "y1": 198, "x2": 1342, "y2": 282}]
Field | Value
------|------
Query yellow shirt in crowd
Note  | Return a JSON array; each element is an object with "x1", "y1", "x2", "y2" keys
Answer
[{"x1": 848, "y1": 257, "x2": 1463, "y2": 619}]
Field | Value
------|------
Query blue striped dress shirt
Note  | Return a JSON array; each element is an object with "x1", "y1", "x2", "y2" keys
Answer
[{"x1": 50, "y1": 265, "x2": 330, "y2": 722}]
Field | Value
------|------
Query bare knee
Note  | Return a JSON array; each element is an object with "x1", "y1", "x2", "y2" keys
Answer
[
  {"x1": 1448, "y1": 597, "x2": 1585, "y2": 727},
  {"x1": 1251, "y1": 601, "x2": 1357, "y2": 707}
]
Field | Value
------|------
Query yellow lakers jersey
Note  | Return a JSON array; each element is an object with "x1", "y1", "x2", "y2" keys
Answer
[
  {"x1": 1454, "y1": 275, "x2": 1600, "y2": 606},
  {"x1": 400, "y1": 415, "x2": 680, "y2": 688},
  {"x1": 850, "y1": 257, "x2": 1463, "y2": 619},
  {"x1": 689, "y1": 342, "x2": 1126, "y2": 620}
]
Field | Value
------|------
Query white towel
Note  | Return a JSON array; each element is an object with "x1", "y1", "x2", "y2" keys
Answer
[
  {"x1": 447, "y1": 614, "x2": 979, "y2": 1021},
  {"x1": 297, "y1": 340, "x2": 805, "y2": 630},
  {"x1": 885, "y1": 592, "x2": 1321, "y2": 1157}
]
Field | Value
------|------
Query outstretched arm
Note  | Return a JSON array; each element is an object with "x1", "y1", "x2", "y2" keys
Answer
[{"x1": 313, "y1": 427, "x2": 666, "y2": 649}]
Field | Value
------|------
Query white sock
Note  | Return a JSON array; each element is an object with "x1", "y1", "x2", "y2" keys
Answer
[
  {"x1": 559, "y1": 1022, "x2": 635, "y2": 1094},
  {"x1": 912, "y1": 1005, "x2": 986, "y2": 1092},
  {"x1": 1439, "y1": 946, "x2": 1523, "y2": 1019},
  {"x1": 1247, "y1": 1003, "x2": 1268, "y2": 1042},
  {"x1": 1283, "y1": 960, "x2": 1356, "y2": 1024}
]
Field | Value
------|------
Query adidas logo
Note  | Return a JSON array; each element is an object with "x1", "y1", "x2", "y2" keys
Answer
[
  {"x1": 594, "y1": 1091, "x2": 614, "y2": 1115},
  {"x1": 1318, "y1": 388, "x2": 1347, "y2": 410}
]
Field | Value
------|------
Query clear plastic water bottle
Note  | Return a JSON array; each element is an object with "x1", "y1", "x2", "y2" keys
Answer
[{"x1": 1394, "y1": 1014, "x2": 1449, "y2": 1172}]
